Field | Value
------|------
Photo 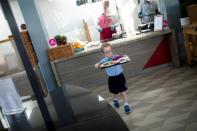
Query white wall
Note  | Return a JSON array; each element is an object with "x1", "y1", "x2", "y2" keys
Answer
[
  {"x1": 37, "y1": 0, "x2": 104, "y2": 41},
  {"x1": 0, "y1": 4, "x2": 20, "y2": 72},
  {"x1": 0, "y1": 0, "x2": 26, "y2": 56},
  {"x1": 36, "y1": 0, "x2": 143, "y2": 41},
  {"x1": 1, "y1": 0, "x2": 166, "y2": 44},
  {"x1": 0, "y1": 5, "x2": 12, "y2": 40},
  {"x1": 117, "y1": 0, "x2": 141, "y2": 35},
  {"x1": 0, "y1": 4, "x2": 15, "y2": 56},
  {"x1": 9, "y1": 0, "x2": 25, "y2": 30}
]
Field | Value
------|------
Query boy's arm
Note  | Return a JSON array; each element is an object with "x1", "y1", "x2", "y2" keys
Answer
[{"x1": 95, "y1": 58, "x2": 107, "y2": 68}]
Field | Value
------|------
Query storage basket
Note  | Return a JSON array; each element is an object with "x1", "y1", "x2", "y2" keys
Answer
[{"x1": 48, "y1": 45, "x2": 74, "y2": 61}]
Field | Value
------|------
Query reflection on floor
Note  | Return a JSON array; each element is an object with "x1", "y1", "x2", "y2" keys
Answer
[
  {"x1": 92, "y1": 66, "x2": 197, "y2": 131},
  {"x1": 14, "y1": 84, "x2": 129, "y2": 131}
]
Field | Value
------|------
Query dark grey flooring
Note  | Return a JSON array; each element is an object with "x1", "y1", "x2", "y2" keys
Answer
[{"x1": 92, "y1": 66, "x2": 197, "y2": 131}]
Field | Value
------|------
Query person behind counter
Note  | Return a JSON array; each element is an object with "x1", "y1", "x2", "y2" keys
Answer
[
  {"x1": 95, "y1": 42, "x2": 133, "y2": 114},
  {"x1": 97, "y1": 0, "x2": 119, "y2": 42},
  {"x1": 138, "y1": 0, "x2": 160, "y2": 30}
]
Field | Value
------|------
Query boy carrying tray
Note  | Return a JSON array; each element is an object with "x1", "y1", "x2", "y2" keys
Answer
[{"x1": 95, "y1": 42, "x2": 133, "y2": 114}]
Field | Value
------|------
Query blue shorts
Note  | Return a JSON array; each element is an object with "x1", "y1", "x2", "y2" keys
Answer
[{"x1": 108, "y1": 73, "x2": 128, "y2": 94}]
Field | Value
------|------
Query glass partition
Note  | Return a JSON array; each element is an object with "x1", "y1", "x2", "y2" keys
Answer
[{"x1": 0, "y1": 1, "x2": 129, "y2": 131}]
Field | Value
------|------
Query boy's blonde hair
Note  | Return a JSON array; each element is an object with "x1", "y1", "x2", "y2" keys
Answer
[{"x1": 101, "y1": 42, "x2": 112, "y2": 53}]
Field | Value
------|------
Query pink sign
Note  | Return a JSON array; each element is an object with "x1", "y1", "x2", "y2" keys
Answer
[{"x1": 49, "y1": 38, "x2": 57, "y2": 47}]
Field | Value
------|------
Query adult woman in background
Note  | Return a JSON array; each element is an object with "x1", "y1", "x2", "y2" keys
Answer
[{"x1": 97, "y1": 0, "x2": 118, "y2": 41}]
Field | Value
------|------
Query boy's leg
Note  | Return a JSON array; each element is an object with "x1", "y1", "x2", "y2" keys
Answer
[
  {"x1": 113, "y1": 93, "x2": 120, "y2": 108},
  {"x1": 120, "y1": 91, "x2": 128, "y2": 104},
  {"x1": 113, "y1": 93, "x2": 120, "y2": 100},
  {"x1": 120, "y1": 91, "x2": 133, "y2": 114}
]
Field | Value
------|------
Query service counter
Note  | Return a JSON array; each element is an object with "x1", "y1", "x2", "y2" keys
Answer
[{"x1": 51, "y1": 29, "x2": 180, "y2": 88}]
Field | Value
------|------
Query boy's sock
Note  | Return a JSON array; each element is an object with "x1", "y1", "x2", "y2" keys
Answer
[
  {"x1": 124, "y1": 102, "x2": 129, "y2": 106},
  {"x1": 114, "y1": 98, "x2": 118, "y2": 101}
]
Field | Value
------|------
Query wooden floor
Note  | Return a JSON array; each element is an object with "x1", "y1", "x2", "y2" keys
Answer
[{"x1": 91, "y1": 65, "x2": 197, "y2": 131}]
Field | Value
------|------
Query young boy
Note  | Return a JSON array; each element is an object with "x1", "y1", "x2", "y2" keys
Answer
[{"x1": 95, "y1": 42, "x2": 132, "y2": 114}]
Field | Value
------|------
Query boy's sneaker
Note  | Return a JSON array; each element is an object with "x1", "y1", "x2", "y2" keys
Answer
[
  {"x1": 124, "y1": 105, "x2": 132, "y2": 114},
  {"x1": 113, "y1": 99, "x2": 120, "y2": 108}
]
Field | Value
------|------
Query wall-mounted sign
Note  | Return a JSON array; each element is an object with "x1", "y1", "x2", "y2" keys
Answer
[
  {"x1": 76, "y1": 0, "x2": 102, "y2": 6},
  {"x1": 49, "y1": 38, "x2": 57, "y2": 47},
  {"x1": 76, "y1": 0, "x2": 88, "y2": 6}
]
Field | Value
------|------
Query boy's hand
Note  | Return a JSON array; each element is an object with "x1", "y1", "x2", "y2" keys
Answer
[
  {"x1": 95, "y1": 63, "x2": 100, "y2": 68},
  {"x1": 113, "y1": 60, "x2": 118, "y2": 64}
]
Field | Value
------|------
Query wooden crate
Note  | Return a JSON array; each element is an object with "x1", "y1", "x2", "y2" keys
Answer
[{"x1": 48, "y1": 45, "x2": 74, "y2": 61}]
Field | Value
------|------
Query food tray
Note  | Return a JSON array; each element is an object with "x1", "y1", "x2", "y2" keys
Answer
[{"x1": 99, "y1": 55, "x2": 131, "y2": 69}]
